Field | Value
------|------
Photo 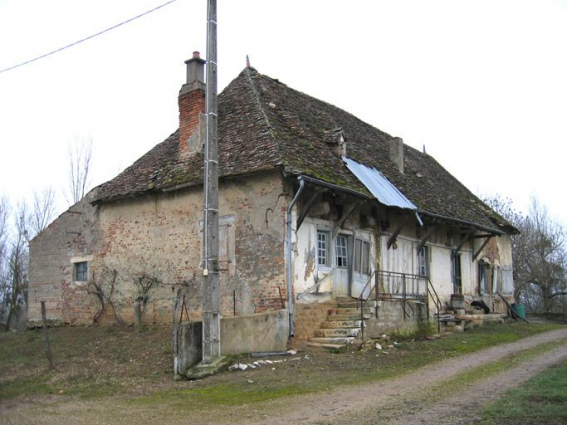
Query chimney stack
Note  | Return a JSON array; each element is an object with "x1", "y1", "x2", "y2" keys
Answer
[
  {"x1": 388, "y1": 137, "x2": 404, "y2": 174},
  {"x1": 179, "y1": 51, "x2": 206, "y2": 158}
]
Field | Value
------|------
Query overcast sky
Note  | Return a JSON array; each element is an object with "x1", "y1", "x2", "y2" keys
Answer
[{"x1": 1, "y1": 0, "x2": 566, "y2": 224}]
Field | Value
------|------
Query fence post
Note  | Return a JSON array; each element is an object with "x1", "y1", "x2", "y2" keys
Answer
[{"x1": 40, "y1": 301, "x2": 54, "y2": 370}]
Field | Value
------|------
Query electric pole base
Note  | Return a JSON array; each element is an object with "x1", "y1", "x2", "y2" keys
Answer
[{"x1": 184, "y1": 356, "x2": 229, "y2": 380}]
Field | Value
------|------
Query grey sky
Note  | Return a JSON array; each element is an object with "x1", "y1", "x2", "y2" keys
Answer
[{"x1": 0, "y1": 0, "x2": 566, "y2": 224}]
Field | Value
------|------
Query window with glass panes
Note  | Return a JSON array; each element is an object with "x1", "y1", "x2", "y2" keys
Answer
[
  {"x1": 417, "y1": 246, "x2": 429, "y2": 278},
  {"x1": 74, "y1": 262, "x2": 88, "y2": 282},
  {"x1": 335, "y1": 235, "x2": 348, "y2": 268},
  {"x1": 354, "y1": 239, "x2": 370, "y2": 275},
  {"x1": 317, "y1": 231, "x2": 330, "y2": 267}
]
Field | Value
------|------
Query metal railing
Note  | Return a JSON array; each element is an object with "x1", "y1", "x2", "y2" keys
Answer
[
  {"x1": 296, "y1": 272, "x2": 333, "y2": 300},
  {"x1": 356, "y1": 270, "x2": 443, "y2": 336}
]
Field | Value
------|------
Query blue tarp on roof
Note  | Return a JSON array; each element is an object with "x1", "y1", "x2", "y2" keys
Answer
[{"x1": 343, "y1": 157, "x2": 417, "y2": 211}]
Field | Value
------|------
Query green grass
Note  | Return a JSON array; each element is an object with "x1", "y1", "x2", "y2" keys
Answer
[
  {"x1": 126, "y1": 323, "x2": 565, "y2": 409},
  {"x1": 0, "y1": 322, "x2": 564, "y2": 405},
  {"x1": 480, "y1": 359, "x2": 567, "y2": 425}
]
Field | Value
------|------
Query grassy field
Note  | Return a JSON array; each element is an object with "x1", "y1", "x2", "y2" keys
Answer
[
  {"x1": 0, "y1": 322, "x2": 564, "y2": 406},
  {"x1": 480, "y1": 359, "x2": 567, "y2": 425}
]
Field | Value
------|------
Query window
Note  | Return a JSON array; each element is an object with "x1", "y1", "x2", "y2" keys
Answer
[
  {"x1": 317, "y1": 231, "x2": 330, "y2": 267},
  {"x1": 417, "y1": 246, "x2": 429, "y2": 278},
  {"x1": 199, "y1": 215, "x2": 236, "y2": 274},
  {"x1": 479, "y1": 260, "x2": 489, "y2": 294},
  {"x1": 218, "y1": 223, "x2": 231, "y2": 271},
  {"x1": 354, "y1": 238, "x2": 371, "y2": 275},
  {"x1": 492, "y1": 265, "x2": 499, "y2": 294},
  {"x1": 452, "y1": 252, "x2": 462, "y2": 294},
  {"x1": 74, "y1": 262, "x2": 88, "y2": 282},
  {"x1": 335, "y1": 235, "x2": 348, "y2": 268}
]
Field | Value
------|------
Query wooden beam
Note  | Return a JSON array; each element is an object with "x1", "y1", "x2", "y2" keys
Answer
[
  {"x1": 387, "y1": 216, "x2": 411, "y2": 249},
  {"x1": 333, "y1": 202, "x2": 359, "y2": 239},
  {"x1": 416, "y1": 225, "x2": 439, "y2": 254},
  {"x1": 455, "y1": 230, "x2": 474, "y2": 253},
  {"x1": 473, "y1": 235, "x2": 493, "y2": 261},
  {"x1": 296, "y1": 188, "x2": 323, "y2": 230}
]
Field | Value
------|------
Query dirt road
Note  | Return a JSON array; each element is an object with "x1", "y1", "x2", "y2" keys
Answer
[
  {"x1": 248, "y1": 328, "x2": 567, "y2": 425},
  {"x1": 2, "y1": 328, "x2": 567, "y2": 425}
]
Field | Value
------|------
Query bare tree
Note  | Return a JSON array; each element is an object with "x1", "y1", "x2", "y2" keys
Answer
[
  {"x1": 30, "y1": 187, "x2": 56, "y2": 238},
  {"x1": 0, "y1": 196, "x2": 9, "y2": 324},
  {"x1": 485, "y1": 195, "x2": 567, "y2": 313},
  {"x1": 4, "y1": 201, "x2": 30, "y2": 331},
  {"x1": 67, "y1": 138, "x2": 93, "y2": 205},
  {"x1": 86, "y1": 265, "x2": 123, "y2": 325}
]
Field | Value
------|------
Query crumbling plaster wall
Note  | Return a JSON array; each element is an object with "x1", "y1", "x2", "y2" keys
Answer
[{"x1": 380, "y1": 216, "x2": 514, "y2": 313}]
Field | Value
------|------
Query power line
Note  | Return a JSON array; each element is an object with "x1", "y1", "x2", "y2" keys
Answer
[{"x1": 0, "y1": 0, "x2": 179, "y2": 75}]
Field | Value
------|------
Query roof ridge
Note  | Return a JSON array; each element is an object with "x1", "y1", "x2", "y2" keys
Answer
[{"x1": 244, "y1": 68, "x2": 284, "y2": 165}]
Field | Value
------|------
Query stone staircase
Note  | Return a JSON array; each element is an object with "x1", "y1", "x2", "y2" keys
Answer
[{"x1": 308, "y1": 297, "x2": 376, "y2": 350}]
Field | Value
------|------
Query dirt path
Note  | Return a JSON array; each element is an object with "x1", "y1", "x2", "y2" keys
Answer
[
  {"x1": 2, "y1": 328, "x2": 567, "y2": 425},
  {"x1": 248, "y1": 328, "x2": 567, "y2": 425}
]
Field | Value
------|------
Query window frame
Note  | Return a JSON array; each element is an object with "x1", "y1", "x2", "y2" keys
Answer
[
  {"x1": 317, "y1": 230, "x2": 331, "y2": 269},
  {"x1": 452, "y1": 252, "x2": 462, "y2": 294},
  {"x1": 74, "y1": 261, "x2": 88, "y2": 282},
  {"x1": 417, "y1": 246, "x2": 430, "y2": 278},
  {"x1": 335, "y1": 234, "x2": 348, "y2": 269},
  {"x1": 354, "y1": 237, "x2": 371, "y2": 276}
]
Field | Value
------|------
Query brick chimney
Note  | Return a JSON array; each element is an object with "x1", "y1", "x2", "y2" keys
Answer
[{"x1": 179, "y1": 51, "x2": 206, "y2": 158}]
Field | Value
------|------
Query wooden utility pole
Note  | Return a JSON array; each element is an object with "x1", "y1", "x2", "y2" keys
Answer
[{"x1": 202, "y1": 0, "x2": 220, "y2": 364}]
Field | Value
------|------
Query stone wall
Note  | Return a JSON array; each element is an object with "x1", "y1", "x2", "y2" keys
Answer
[
  {"x1": 28, "y1": 189, "x2": 102, "y2": 325},
  {"x1": 365, "y1": 300, "x2": 429, "y2": 337},
  {"x1": 28, "y1": 170, "x2": 288, "y2": 326},
  {"x1": 176, "y1": 309, "x2": 289, "y2": 376}
]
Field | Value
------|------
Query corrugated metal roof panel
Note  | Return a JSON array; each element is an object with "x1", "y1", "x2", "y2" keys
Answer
[{"x1": 343, "y1": 157, "x2": 416, "y2": 210}]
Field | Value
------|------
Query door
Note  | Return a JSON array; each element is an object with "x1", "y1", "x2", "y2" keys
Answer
[
  {"x1": 352, "y1": 234, "x2": 373, "y2": 298},
  {"x1": 333, "y1": 234, "x2": 351, "y2": 296}
]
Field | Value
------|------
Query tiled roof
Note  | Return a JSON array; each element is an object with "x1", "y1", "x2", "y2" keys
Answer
[{"x1": 94, "y1": 67, "x2": 514, "y2": 234}]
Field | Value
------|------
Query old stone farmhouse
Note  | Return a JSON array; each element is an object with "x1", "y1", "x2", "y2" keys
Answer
[{"x1": 28, "y1": 52, "x2": 517, "y2": 349}]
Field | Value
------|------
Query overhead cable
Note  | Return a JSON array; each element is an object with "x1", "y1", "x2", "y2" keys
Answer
[{"x1": 0, "y1": 0, "x2": 178, "y2": 74}]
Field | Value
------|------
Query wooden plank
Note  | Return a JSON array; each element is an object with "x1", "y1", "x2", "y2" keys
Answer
[
  {"x1": 473, "y1": 235, "x2": 493, "y2": 261},
  {"x1": 332, "y1": 202, "x2": 359, "y2": 239},
  {"x1": 387, "y1": 216, "x2": 411, "y2": 249},
  {"x1": 495, "y1": 291, "x2": 529, "y2": 323},
  {"x1": 416, "y1": 225, "x2": 438, "y2": 254},
  {"x1": 297, "y1": 188, "x2": 322, "y2": 230}
]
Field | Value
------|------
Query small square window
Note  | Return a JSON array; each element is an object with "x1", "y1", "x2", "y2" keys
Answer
[{"x1": 74, "y1": 262, "x2": 88, "y2": 282}]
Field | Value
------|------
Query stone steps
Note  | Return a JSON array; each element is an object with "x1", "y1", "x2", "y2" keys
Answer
[
  {"x1": 335, "y1": 307, "x2": 375, "y2": 316},
  {"x1": 314, "y1": 328, "x2": 361, "y2": 337},
  {"x1": 327, "y1": 314, "x2": 371, "y2": 321},
  {"x1": 308, "y1": 299, "x2": 369, "y2": 351},
  {"x1": 320, "y1": 320, "x2": 362, "y2": 329},
  {"x1": 308, "y1": 336, "x2": 354, "y2": 345},
  {"x1": 306, "y1": 342, "x2": 348, "y2": 351},
  {"x1": 336, "y1": 300, "x2": 377, "y2": 309}
]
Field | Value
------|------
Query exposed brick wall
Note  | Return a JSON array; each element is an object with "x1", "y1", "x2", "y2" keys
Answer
[
  {"x1": 178, "y1": 85, "x2": 205, "y2": 157},
  {"x1": 28, "y1": 171, "x2": 288, "y2": 326},
  {"x1": 28, "y1": 189, "x2": 102, "y2": 325}
]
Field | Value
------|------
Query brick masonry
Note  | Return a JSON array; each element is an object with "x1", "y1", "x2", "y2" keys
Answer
[{"x1": 28, "y1": 170, "x2": 289, "y2": 326}]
